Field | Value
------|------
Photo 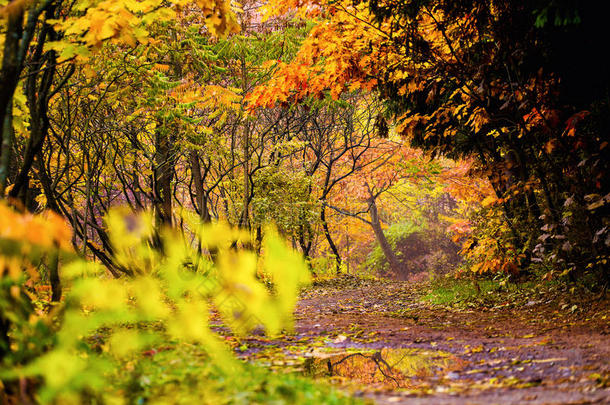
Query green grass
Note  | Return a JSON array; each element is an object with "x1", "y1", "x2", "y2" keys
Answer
[
  {"x1": 422, "y1": 273, "x2": 567, "y2": 308},
  {"x1": 421, "y1": 276, "x2": 544, "y2": 307},
  {"x1": 423, "y1": 277, "x2": 502, "y2": 306},
  {"x1": 113, "y1": 343, "x2": 363, "y2": 405}
]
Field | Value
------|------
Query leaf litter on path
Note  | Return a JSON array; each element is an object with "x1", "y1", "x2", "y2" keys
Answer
[{"x1": 234, "y1": 279, "x2": 610, "y2": 404}]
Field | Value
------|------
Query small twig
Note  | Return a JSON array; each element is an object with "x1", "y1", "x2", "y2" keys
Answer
[{"x1": 328, "y1": 351, "x2": 402, "y2": 387}]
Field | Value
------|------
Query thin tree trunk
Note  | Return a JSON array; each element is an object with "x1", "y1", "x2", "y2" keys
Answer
[
  {"x1": 239, "y1": 55, "x2": 251, "y2": 230},
  {"x1": 0, "y1": 104, "x2": 14, "y2": 195},
  {"x1": 368, "y1": 197, "x2": 404, "y2": 279},
  {"x1": 0, "y1": 6, "x2": 24, "y2": 194},
  {"x1": 2, "y1": 0, "x2": 55, "y2": 201},
  {"x1": 0, "y1": 314, "x2": 9, "y2": 362},
  {"x1": 190, "y1": 150, "x2": 211, "y2": 222},
  {"x1": 0, "y1": 6, "x2": 25, "y2": 182},
  {"x1": 153, "y1": 129, "x2": 174, "y2": 227},
  {"x1": 321, "y1": 205, "x2": 342, "y2": 273},
  {"x1": 49, "y1": 249, "x2": 61, "y2": 302},
  {"x1": 298, "y1": 222, "x2": 313, "y2": 264}
]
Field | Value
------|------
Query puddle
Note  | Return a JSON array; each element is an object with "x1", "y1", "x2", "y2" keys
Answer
[
  {"x1": 303, "y1": 347, "x2": 455, "y2": 388},
  {"x1": 238, "y1": 338, "x2": 459, "y2": 389}
]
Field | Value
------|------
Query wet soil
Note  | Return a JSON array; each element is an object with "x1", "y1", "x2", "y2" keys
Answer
[{"x1": 243, "y1": 279, "x2": 610, "y2": 404}]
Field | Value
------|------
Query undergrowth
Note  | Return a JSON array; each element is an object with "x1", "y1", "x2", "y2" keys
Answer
[
  {"x1": 422, "y1": 272, "x2": 607, "y2": 312},
  {"x1": 114, "y1": 343, "x2": 361, "y2": 405},
  {"x1": 423, "y1": 277, "x2": 507, "y2": 306}
]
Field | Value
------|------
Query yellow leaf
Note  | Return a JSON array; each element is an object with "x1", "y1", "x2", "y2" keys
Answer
[{"x1": 481, "y1": 195, "x2": 497, "y2": 207}]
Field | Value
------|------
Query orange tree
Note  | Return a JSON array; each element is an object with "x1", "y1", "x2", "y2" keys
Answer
[
  {"x1": 323, "y1": 136, "x2": 448, "y2": 279},
  {"x1": 249, "y1": 0, "x2": 609, "y2": 283}
]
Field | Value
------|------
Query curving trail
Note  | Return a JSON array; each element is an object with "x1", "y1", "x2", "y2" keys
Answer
[{"x1": 283, "y1": 279, "x2": 610, "y2": 404}]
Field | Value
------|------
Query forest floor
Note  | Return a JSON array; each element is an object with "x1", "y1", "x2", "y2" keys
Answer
[{"x1": 234, "y1": 276, "x2": 610, "y2": 405}]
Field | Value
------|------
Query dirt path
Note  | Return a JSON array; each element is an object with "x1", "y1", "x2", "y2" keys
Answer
[{"x1": 241, "y1": 279, "x2": 610, "y2": 404}]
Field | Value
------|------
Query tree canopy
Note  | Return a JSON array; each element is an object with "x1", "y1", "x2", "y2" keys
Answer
[{"x1": 1, "y1": 0, "x2": 608, "y2": 402}]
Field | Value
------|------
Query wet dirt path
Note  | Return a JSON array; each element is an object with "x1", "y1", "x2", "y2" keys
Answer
[{"x1": 246, "y1": 280, "x2": 610, "y2": 404}]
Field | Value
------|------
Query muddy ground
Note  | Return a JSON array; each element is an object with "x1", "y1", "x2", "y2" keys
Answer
[{"x1": 238, "y1": 278, "x2": 610, "y2": 405}]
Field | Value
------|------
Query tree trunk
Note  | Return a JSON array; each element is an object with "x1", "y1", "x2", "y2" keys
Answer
[
  {"x1": 0, "y1": 314, "x2": 9, "y2": 362},
  {"x1": 239, "y1": 56, "x2": 251, "y2": 230},
  {"x1": 190, "y1": 150, "x2": 211, "y2": 223},
  {"x1": 0, "y1": 104, "x2": 14, "y2": 195},
  {"x1": 368, "y1": 196, "x2": 404, "y2": 279},
  {"x1": 153, "y1": 129, "x2": 174, "y2": 227},
  {"x1": 1, "y1": 0, "x2": 54, "y2": 197},
  {"x1": 49, "y1": 250, "x2": 61, "y2": 302},
  {"x1": 298, "y1": 222, "x2": 313, "y2": 263},
  {"x1": 10, "y1": 23, "x2": 58, "y2": 204},
  {"x1": 321, "y1": 205, "x2": 342, "y2": 273},
  {"x1": 0, "y1": 6, "x2": 24, "y2": 194}
]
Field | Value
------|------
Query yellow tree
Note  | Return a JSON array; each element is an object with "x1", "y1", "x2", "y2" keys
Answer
[{"x1": 0, "y1": 0, "x2": 238, "y2": 199}]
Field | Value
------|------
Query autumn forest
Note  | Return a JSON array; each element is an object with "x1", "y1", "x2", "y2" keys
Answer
[{"x1": 1, "y1": 0, "x2": 609, "y2": 404}]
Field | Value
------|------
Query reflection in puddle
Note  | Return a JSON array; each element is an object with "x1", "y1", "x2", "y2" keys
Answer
[{"x1": 304, "y1": 348, "x2": 454, "y2": 388}]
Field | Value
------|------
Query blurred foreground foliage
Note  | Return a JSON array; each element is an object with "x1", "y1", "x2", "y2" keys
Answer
[
  {"x1": 115, "y1": 342, "x2": 359, "y2": 405},
  {"x1": 0, "y1": 202, "x2": 312, "y2": 403}
]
